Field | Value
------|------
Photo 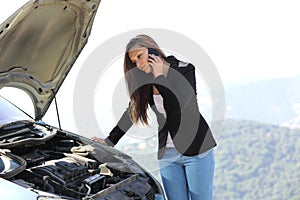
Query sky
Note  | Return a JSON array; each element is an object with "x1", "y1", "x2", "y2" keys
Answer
[
  {"x1": 1, "y1": 0, "x2": 300, "y2": 137},
  {"x1": 2, "y1": 0, "x2": 300, "y2": 82}
]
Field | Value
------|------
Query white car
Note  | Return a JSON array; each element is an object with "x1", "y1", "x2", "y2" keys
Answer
[{"x1": 0, "y1": 0, "x2": 165, "y2": 199}]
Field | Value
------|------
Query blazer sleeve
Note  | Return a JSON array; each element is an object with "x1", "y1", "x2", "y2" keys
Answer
[{"x1": 105, "y1": 106, "x2": 133, "y2": 146}]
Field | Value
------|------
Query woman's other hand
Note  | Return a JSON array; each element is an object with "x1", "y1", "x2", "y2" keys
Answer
[{"x1": 91, "y1": 137, "x2": 109, "y2": 145}]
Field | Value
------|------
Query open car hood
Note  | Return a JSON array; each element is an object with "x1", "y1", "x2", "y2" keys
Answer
[{"x1": 0, "y1": 0, "x2": 100, "y2": 120}]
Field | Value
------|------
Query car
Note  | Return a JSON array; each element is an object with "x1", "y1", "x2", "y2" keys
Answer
[{"x1": 0, "y1": 0, "x2": 165, "y2": 199}]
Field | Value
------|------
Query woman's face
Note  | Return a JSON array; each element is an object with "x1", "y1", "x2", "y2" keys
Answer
[{"x1": 128, "y1": 46, "x2": 152, "y2": 74}]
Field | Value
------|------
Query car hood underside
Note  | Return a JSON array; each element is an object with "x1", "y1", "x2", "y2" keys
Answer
[{"x1": 0, "y1": 0, "x2": 100, "y2": 120}]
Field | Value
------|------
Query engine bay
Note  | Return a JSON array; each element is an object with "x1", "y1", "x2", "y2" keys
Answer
[{"x1": 0, "y1": 123, "x2": 157, "y2": 200}]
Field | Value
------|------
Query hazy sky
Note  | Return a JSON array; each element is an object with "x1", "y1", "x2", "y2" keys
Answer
[
  {"x1": 1, "y1": 0, "x2": 300, "y2": 83},
  {"x1": 1, "y1": 0, "x2": 300, "y2": 136}
]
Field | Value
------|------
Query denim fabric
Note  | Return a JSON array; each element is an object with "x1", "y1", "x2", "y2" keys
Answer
[{"x1": 158, "y1": 148, "x2": 214, "y2": 200}]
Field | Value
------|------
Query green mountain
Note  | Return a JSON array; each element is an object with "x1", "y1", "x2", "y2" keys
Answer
[{"x1": 214, "y1": 119, "x2": 300, "y2": 200}]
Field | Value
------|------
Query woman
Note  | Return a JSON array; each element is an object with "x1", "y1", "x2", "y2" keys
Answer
[{"x1": 92, "y1": 34, "x2": 216, "y2": 200}]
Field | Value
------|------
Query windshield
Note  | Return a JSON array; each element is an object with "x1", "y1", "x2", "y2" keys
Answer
[{"x1": 0, "y1": 96, "x2": 31, "y2": 126}]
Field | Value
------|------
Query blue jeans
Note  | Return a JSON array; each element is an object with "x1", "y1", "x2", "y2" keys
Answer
[{"x1": 158, "y1": 148, "x2": 214, "y2": 200}]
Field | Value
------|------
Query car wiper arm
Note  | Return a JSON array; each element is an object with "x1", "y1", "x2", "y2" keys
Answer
[{"x1": 0, "y1": 120, "x2": 33, "y2": 131}]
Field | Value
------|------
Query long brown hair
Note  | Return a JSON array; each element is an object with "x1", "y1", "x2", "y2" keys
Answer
[{"x1": 124, "y1": 35, "x2": 166, "y2": 125}]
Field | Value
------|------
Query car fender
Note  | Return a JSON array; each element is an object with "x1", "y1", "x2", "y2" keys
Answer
[{"x1": 0, "y1": 177, "x2": 38, "y2": 200}]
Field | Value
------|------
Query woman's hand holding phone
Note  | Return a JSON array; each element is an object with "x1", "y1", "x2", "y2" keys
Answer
[{"x1": 148, "y1": 48, "x2": 164, "y2": 78}]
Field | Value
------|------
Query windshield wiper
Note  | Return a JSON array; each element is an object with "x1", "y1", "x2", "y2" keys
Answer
[{"x1": 0, "y1": 120, "x2": 33, "y2": 131}]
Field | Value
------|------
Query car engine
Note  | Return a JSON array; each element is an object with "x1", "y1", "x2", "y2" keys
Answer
[{"x1": 0, "y1": 123, "x2": 159, "y2": 200}]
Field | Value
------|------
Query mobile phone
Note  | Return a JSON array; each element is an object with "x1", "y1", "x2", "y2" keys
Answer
[{"x1": 148, "y1": 48, "x2": 159, "y2": 56}]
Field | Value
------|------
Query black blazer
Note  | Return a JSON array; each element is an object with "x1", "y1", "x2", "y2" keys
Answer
[{"x1": 105, "y1": 56, "x2": 217, "y2": 159}]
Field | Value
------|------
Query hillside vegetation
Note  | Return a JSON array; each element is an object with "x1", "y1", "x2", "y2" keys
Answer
[{"x1": 214, "y1": 120, "x2": 300, "y2": 200}]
